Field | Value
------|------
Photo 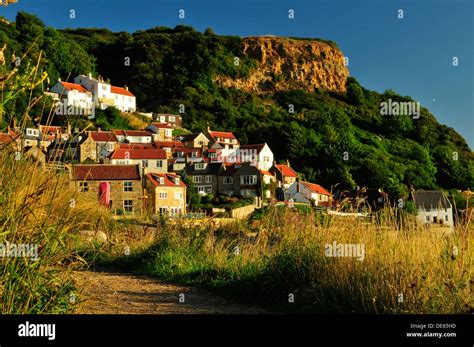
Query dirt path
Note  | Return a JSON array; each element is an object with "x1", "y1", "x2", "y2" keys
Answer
[{"x1": 73, "y1": 271, "x2": 266, "y2": 314}]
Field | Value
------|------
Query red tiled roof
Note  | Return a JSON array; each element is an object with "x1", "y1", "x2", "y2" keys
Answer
[
  {"x1": 110, "y1": 86, "x2": 134, "y2": 97},
  {"x1": 301, "y1": 181, "x2": 331, "y2": 196},
  {"x1": 125, "y1": 130, "x2": 152, "y2": 136},
  {"x1": 209, "y1": 130, "x2": 238, "y2": 141},
  {"x1": 60, "y1": 82, "x2": 89, "y2": 93},
  {"x1": 275, "y1": 164, "x2": 298, "y2": 178},
  {"x1": 146, "y1": 173, "x2": 186, "y2": 187},
  {"x1": 111, "y1": 148, "x2": 167, "y2": 160},
  {"x1": 0, "y1": 133, "x2": 13, "y2": 145},
  {"x1": 150, "y1": 122, "x2": 173, "y2": 129},
  {"x1": 154, "y1": 141, "x2": 184, "y2": 148},
  {"x1": 89, "y1": 131, "x2": 118, "y2": 142},
  {"x1": 260, "y1": 170, "x2": 274, "y2": 176},
  {"x1": 72, "y1": 165, "x2": 141, "y2": 181},
  {"x1": 112, "y1": 130, "x2": 125, "y2": 136}
]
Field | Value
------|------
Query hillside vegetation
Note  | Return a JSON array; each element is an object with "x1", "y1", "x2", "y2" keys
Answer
[{"x1": 0, "y1": 11, "x2": 472, "y2": 198}]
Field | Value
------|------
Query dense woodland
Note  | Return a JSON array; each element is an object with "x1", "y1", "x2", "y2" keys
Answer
[{"x1": 1, "y1": 12, "x2": 472, "y2": 199}]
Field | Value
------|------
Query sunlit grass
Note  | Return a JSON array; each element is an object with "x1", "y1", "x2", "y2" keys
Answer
[{"x1": 98, "y1": 207, "x2": 473, "y2": 314}]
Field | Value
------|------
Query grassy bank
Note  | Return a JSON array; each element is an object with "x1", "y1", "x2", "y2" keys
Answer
[{"x1": 96, "y1": 207, "x2": 473, "y2": 314}]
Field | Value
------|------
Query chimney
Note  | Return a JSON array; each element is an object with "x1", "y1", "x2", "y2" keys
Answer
[
  {"x1": 296, "y1": 177, "x2": 300, "y2": 193},
  {"x1": 88, "y1": 72, "x2": 92, "y2": 79},
  {"x1": 124, "y1": 85, "x2": 128, "y2": 91},
  {"x1": 98, "y1": 127, "x2": 101, "y2": 132},
  {"x1": 286, "y1": 159, "x2": 290, "y2": 167}
]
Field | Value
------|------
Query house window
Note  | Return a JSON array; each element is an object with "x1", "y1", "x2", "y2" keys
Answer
[
  {"x1": 123, "y1": 200, "x2": 133, "y2": 213},
  {"x1": 195, "y1": 163, "x2": 205, "y2": 170},
  {"x1": 169, "y1": 116, "x2": 175, "y2": 122},
  {"x1": 205, "y1": 176, "x2": 212, "y2": 183},
  {"x1": 156, "y1": 160, "x2": 163, "y2": 168},
  {"x1": 142, "y1": 160, "x2": 149, "y2": 168},
  {"x1": 205, "y1": 186, "x2": 212, "y2": 194},
  {"x1": 79, "y1": 182, "x2": 89, "y2": 192},
  {"x1": 426, "y1": 216, "x2": 430, "y2": 222},
  {"x1": 170, "y1": 207, "x2": 182, "y2": 215},
  {"x1": 159, "y1": 192, "x2": 168, "y2": 199},
  {"x1": 241, "y1": 175, "x2": 257, "y2": 185},
  {"x1": 224, "y1": 177, "x2": 233, "y2": 185},
  {"x1": 192, "y1": 151, "x2": 199, "y2": 158},
  {"x1": 445, "y1": 215, "x2": 448, "y2": 221},
  {"x1": 175, "y1": 192, "x2": 183, "y2": 199},
  {"x1": 193, "y1": 176, "x2": 202, "y2": 183},
  {"x1": 124, "y1": 181, "x2": 133, "y2": 192},
  {"x1": 159, "y1": 207, "x2": 168, "y2": 215},
  {"x1": 209, "y1": 152, "x2": 217, "y2": 159},
  {"x1": 263, "y1": 156, "x2": 269, "y2": 162}
]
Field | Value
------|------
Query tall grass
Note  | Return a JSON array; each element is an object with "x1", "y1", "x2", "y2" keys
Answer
[
  {"x1": 0, "y1": 150, "x2": 113, "y2": 313},
  {"x1": 0, "y1": 46, "x2": 107, "y2": 313},
  {"x1": 100, "y1": 207, "x2": 473, "y2": 313}
]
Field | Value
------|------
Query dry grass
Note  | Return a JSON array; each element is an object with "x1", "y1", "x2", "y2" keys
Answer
[
  {"x1": 0, "y1": 152, "x2": 114, "y2": 313},
  {"x1": 102, "y1": 207, "x2": 473, "y2": 314}
]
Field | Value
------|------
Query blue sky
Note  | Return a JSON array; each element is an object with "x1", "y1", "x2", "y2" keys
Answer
[{"x1": 1, "y1": 0, "x2": 472, "y2": 148}]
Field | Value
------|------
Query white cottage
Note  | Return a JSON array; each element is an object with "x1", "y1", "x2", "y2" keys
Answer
[
  {"x1": 411, "y1": 190, "x2": 454, "y2": 228},
  {"x1": 286, "y1": 180, "x2": 332, "y2": 207},
  {"x1": 74, "y1": 74, "x2": 136, "y2": 112},
  {"x1": 240, "y1": 143, "x2": 274, "y2": 171}
]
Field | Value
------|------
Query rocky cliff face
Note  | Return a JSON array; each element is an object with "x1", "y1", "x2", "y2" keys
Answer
[{"x1": 215, "y1": 36, "x2": 349, "y2": 94}]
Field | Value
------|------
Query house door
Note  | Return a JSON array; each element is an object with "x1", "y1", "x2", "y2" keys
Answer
[
  {"x1": 433, "y1": 216, "x2": 437, "y2": 224},
  {"x1": 98, "y1": 182, "x2": 111, "y2": 207}
]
